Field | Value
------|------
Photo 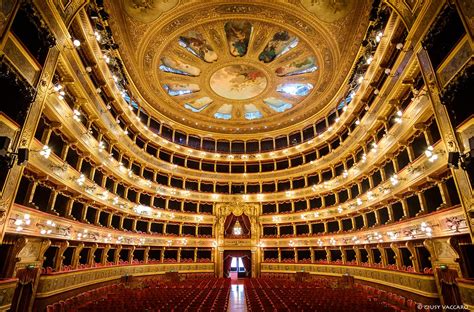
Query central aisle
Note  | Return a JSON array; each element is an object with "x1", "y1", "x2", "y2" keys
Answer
[{"x1": 228, "y1": 279, "x2": 247, "y2": 312}]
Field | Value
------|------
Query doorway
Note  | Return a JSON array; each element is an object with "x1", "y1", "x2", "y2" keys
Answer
[
  {"x1": 230, "y1": 257, "x2": 247, "y2": 279},
  {"x1": 223, "y1": 250, "x2": 251, "y2": 278}
]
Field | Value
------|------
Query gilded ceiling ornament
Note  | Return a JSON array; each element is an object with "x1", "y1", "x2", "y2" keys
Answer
[
  {"x1": 156, "y1": 20, "x2": 319, "y2": 122},
  {"x1": 107, "y1": 0, "x2": 370, "y2": 133},
  {"x1": 123, "y1": 0, "x2": 179, "y2": 23},
  {"x1": 300, "y1": 0, "x2": 354, "y2": 23}
]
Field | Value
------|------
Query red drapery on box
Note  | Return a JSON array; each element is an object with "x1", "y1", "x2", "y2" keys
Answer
[
  {"x1": 10, "y1": 267, "x2": 38, "y2": 312},
  {"x1": 224, "y1": 213, "x2": 251, "y2": 237},
  {"x1": 436, "y1": 268, "x2": 463, "y2": 308}
]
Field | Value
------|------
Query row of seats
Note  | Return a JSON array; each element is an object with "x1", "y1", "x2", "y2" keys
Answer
[
  {"x1": 355, "y1": 283, "x2": 430, "y2": 311},
  {"x1": 47, "y1": 278, "x2": 230, "y2": 312},
  {"x1": 244, "y1": 278, "x2": 408, "y2": 312},
  {"x1": 181, "y1": 273, "x2": 215, "y2": 280},
  {"x1": 46, "y1": 283, "x2": 125, "y2": 312}
]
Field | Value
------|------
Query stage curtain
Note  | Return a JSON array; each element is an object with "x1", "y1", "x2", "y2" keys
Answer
[
  {"x1": 241, "y1": 255, "x2": 251, "y2": 273},
  {"x1": 223, "y1": 250, "x2": 252, "y2": 276},
  {"x1": 10, "y1": 268, "x2": 38, "y2": 312},
  {"x1": 436, "y1": 268, "x2": 463, "y2": 308},
  {"x1": 223, "y1": 256, "x2": 233, "y2": 278}
]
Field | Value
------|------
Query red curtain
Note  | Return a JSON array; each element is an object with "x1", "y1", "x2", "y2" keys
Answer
[
  {"x1": 241, "y1": 255, "x2": 251, "y2": 273},
  {"x1": 223, "y1": 250, "x2": 252, "y2": 277},
  {"x1": 436, "y1": 268, "x2": 463, "y2": 309},
  {"x1": 240, "y1": 214, "x2": 251, "y2": 234},
  {"x1": 223, "y1": 256, "x2": 233, "y2": 278},
  {"x1": 224, "y1": 214, "x2": 251, "y2": 236},
  {"x1": 10, "y1": 268, "x2": 38, "y2": 312},
  {"x1": 224, "y1": 214, "x2": 233, "y2": 234}
]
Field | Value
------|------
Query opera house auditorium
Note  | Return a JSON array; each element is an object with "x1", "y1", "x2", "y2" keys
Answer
[{"x1": 0, "y1": 0, "x2": 473, "y2": 311}]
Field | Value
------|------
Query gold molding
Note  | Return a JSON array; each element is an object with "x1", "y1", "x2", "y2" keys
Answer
[{"x1": 261, "y1": 263, "x2": 439, "y2": 298}]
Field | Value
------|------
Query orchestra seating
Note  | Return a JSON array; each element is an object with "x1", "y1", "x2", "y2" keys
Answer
[
  {"x1": 45, "y1": 276, "x2": 434, "y2": 311},
  {"x1": 244, "y1": 278, "x2": 429, "y2": 312},
  {"x1": 45, "y1": 278, "x2": 230, "y2": 312}
]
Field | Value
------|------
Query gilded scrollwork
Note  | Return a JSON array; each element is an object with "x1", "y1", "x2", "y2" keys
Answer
[{"x1": 104, "y1": 0, "x2": 370, "y2": 134}]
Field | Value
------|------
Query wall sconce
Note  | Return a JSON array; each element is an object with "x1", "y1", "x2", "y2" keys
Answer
[{"x1": 11, "y1": 214, "x2": 32, "y2": 232}]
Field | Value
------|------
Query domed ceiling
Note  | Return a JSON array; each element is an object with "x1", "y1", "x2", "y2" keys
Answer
[{"x1": 105, "y1": 0, "x2": 371, "y2": 135}]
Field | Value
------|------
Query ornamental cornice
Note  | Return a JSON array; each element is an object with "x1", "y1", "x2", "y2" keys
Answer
[
  {"x1": 101, "y1": 0, "x2": 371, "y2": 135},
  {"x1": 259, "y1": 206, "x2": 467, "y2": 248},
  {"x1": 8, "y1": 205, "x2": 216, "y2": 247}
]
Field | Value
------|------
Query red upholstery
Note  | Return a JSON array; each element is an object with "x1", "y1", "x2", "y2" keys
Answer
[
  {"x1": 46, "y1": 278, "x2": 230, "y2": 312},
  {"x1": 244, "y1": 278, "x2": 412, "y2": 312}
]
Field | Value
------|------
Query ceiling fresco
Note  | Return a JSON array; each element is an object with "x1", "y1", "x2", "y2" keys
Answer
[{"x1": 106, "y1": 0, "x2": 371, "y2": 134}]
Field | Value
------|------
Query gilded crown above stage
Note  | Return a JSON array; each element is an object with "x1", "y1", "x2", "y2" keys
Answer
[{"x1": 105, "y1": 0, "x2": 371, "y2": 134}]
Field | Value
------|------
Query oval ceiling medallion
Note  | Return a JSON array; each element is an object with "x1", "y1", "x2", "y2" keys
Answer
[
  {"x1": 209, "y1": 65, "x2": 268, "y2": 100},
  {"x1": 156, "y1": 19, "x2": 320, "y2": 124}
]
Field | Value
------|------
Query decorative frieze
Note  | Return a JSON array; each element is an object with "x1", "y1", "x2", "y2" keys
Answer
[{"x1": 260, "y1": 263, "x2": 438, "y2": 297}]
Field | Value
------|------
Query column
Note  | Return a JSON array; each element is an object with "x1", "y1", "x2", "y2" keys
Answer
[
  {"x1": 417, "y1": 48, "x2": 473, "y2": 238},
  {"x1": 144, "y1": 246, "x2": 150, "y2": 264},
  {"x1": 80, "y1": 205, "x2": 88, "y2": 222},
  {"x1": 118, "y1": 215, "x2": 124, "y2": 230},
  {"x1": 24, "y1": 181, "x2": 37, "y2": 207},
  {"x1": 387, "y1": 204, "x2": 394, "y2": 223},
  {"x1": 102, "y1": 245, "x2": 111, "y2": 265},
  {"x1": 354, "y1": 246, "x2": 361, "y2": 265},
  {"x1": 405, "y1": 241, "x2": 421, "y2": 273},
  {"x1": 60, "y1": 143, "x2": 69, "y2": 161},
  {"x1": 364, "y1": 245, "x2": 374, "y2": 265},
  {"x1": 362, "y1": 213, "x2": 368, "y2": 228},
  {"x1": 400, "y1": 198, "x2": 409, "y2": 219},
  {"x1": 132, "y1": 218, "x2": 137, "y2": 232},
  {"x1": 437, "y1": 181, "x2": 452, "y2": 208},
  {"x1": 340, "y1": 247, "x2": 346, "y2": 264},
  {"x1": 377, "y1": 244, "x2": 387, "y2": 267},
  {"x1": 417, "y1": 192, "x2": 427, "y2": 215},
  {"x1": 71, "y1": 243, "x2": 84, "y2": 269},
  {"x1": 390, "y1": 243, "x2": 402, "y2": 269},
  {"x1": 128, "y1": 246, "x2": 135, "y2": 263},
  {"x1": 106, "y1": 213, "x2": 113, "y2": 228},
  {"x1": 47, "y1": 191, "x2": 58, "y2": 213},
  {"x1": 55, "y1": 241, "x2": 69, "y2": 272},
  {"x1": 94, "y1": 209, "x2": 101, "y2": 226},
  {"x1": 325, "y1": 247, "x2": 331, "y2": 263},
  {"x1": 64, "y1": 198, "x2": 74, "y2": 218},
  {"x1": 114, "y1": 245, "x2": 122, "y2": 264},
  {"x1": 374, "y1": 209, "x2": 381, "y2": 225},
  {"x1": 88, "y1": 244, "x2": 98, "y2": 267}
]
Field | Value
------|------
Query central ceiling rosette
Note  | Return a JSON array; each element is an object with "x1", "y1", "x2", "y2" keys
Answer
[{"x1": 157, "y1": 20, "x2": 318, "y2": 122}]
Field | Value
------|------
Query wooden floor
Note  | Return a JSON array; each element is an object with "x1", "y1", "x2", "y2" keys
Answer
[{"x1": 228, "y1": 279, "x2": 247, "y2": 312}]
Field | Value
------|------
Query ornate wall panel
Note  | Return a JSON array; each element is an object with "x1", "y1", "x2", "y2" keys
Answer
[
  {"x1": 35, "y1": 262, "x2": 215, "y2": 298},
  {"x1": 0, "y1": 278, "x2": 17, "y2": 311},
  {"x1": 261, "y1": 263, "x2": 438, "y2": 297}
]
